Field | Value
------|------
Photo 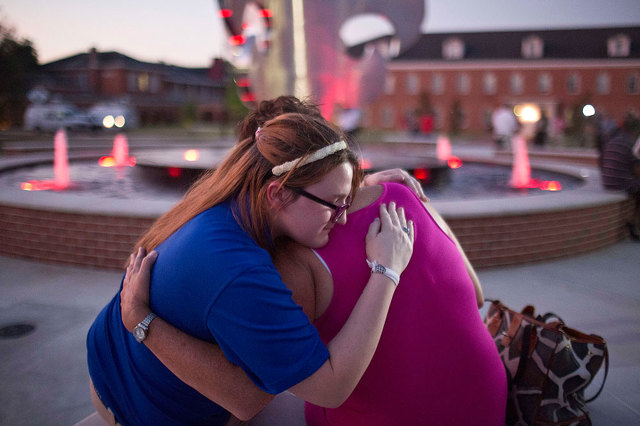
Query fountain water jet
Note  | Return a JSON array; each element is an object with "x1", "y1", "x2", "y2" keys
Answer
[
  {"x1": 509, "y1": 135, "x2": 532, "y2": 188},
  {"x1": 99, "y1": 134, "x2": 135, "y2": 168},
  {"x1": 436, "y1": 134, "x2": 451, "y2": 161},
  {"x1": 21, "y1": 128, "x2": 72, "y2": 191}
]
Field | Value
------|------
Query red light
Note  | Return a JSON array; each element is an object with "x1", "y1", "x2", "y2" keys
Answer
[
  {"x1": 235, "y1": 77, "x2": 250, "y2": 87},
  {"x1": 229, "y1": 35, "x2": 246, "y2": 46},
  {"x1": 447, "y1": 156, "x2": 463, "y2": 169},
  {"x1": 99, "y1": 156, "x2": 115, "y2": 167},
  {"x1": 260, "y1": 9, "x2": 273, "y2": 18},
  {"x1": 240, "y1": 93, "x2": 256, "y2": 102},
  {"x1": 540, "y1": 181, "x2": 562, "y2": 191},
  {"x1": 218, "y1": 9, "x2": 233, "y2": 18},
  {"x1": 413, "y1": 168, "x2": 430, "y2": 181},
  {"x1": 167, "y1": 167, "x2": 182, "y2": 178},
  {"x1": 360, "y1": 159, "x2": 372, "y2": 170}
]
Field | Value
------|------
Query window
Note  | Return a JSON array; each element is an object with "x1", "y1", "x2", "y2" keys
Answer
[
  {"x1": 596, "y1": 72, "x2": 610, "y2": 95},
  {"x1": 137, "y1": 73, "x2": 150, "y2": 92},
  {"x1": 510, "y1": 73, "x2": 524, "y2": 94},
  {"x1": 381, "y1": 106, "x2": 395, "y2": 128},
  {"x1": 456, "y1": 73, "x2": 470, "y2": 94},
  {"x1": 608, "y1": 34, "x2": 631, "y2": 57},
  {"x1": 384, "y1": 74, "x2": 396, "y2": 94},
  {"x1": 406, "y1": 73, "x2": 420, "y2": 95},
  {"x1": 127, "y1": 72, "x2": 137, "y2": 92},
  {"x1": 537, "y1": 73, "x2": 552, "y2": 94},
  {"x1": 566, "y1": 73, "x2": 581, "y2": 95},
  {"x1": 628, "y1": 73, "x2": 639, "y2": 95},
  {"x1": 442, "y1": 37, "x2": 465, "y2": 60},
  {"x1": 522, "y1": 35, "x2": 544, "y2": 59},
  {"x1": 483, "y1": 73, "x2": 497, "y2": 95},
  {"x1": 431, "y1": 73, "x2": 444, "y2": 94}
]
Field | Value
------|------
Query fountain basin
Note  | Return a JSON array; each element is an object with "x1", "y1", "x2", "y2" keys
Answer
[{"x1": 0, "y1": 145, "x2": 633, "y2": 270}]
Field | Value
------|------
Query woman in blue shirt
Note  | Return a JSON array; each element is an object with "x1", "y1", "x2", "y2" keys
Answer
[{"x1": 87, "y1": 111, "x2": 414, "y2": 425}]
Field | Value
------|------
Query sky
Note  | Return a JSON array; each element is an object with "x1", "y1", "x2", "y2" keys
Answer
[{"x1": 1, "y1": 0, "x2": 639, "y2": 68}]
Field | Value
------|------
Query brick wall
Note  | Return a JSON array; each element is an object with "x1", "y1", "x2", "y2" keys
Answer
[
  {"x1": 0, "y1": 198, "x2": 633, "y2": 270},
  {"x1": 0, "y1": 205, "x2": 154, "y2": 270},
  {"x1": 446, "y1": 198, "x2": 634, "y2": 268}
]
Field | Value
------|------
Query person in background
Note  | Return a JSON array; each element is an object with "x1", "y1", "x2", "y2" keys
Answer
[
  {"x1": 600, "y1": 113, "x2": 640, "y2": 240},
  {"x1": 491, "y1": 103, "x2": 518, "y2": 150}
]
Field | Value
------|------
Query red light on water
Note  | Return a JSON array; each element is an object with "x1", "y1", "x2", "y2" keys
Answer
[
  {"x1": 413, "y1": 168, "x2": 430, "y2": 181},
  {"x1": 167, "y1": 167, "x2": 182, "y2": 178},
  {"x1": 448, "y1": 156, "x2": 463, "y2": 169},
  {"x1": 99, "y1": 156, "x2": 116, "y2": 167},
  {"x1": 260, "y1": 9, "x2": 274, "y2": 18},
  {"x1": 229, "y1": 35, "x2": 246, "y2": 46},
  {"x1": 360, "y1": 158, "x2": 372, "y2": 170},
  {"x1": 540, "y1": 180, "x2": 562, "y2": 191},
  {"x1": 218, "y1": 9, "x2": 233, "y2": 18}
]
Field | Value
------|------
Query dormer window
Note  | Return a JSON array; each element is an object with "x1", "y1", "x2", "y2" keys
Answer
[
  {"x1": 442, "y1": 37, "x2": 465, "y2": 60},
  {"x1": 608, "y1": 34, "x2": 631, "y2": 57},
  {"x1": 522, "y1": 35, "x2": 544, "y2": 59}
]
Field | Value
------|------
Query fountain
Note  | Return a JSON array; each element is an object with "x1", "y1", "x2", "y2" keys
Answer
[
  {"x1": 509, "y1": 135, "x2": 532, "y2": 188},
  {"x1": 436, "y1": 134, "x2": 452, "y2": 162},
  {"x1": 21, "y1": 129, "x2": 71, "y2": 191},
  {"x1": 99, "y1": 134, "x2": 136, "y2": 168}
]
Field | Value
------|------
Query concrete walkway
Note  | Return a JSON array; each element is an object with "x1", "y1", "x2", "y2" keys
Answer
[{"x1": 1, "y1": 238, "x2": 639, "y2": 425}]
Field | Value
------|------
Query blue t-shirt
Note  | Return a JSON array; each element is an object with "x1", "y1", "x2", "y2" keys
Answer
[{"x1": 87, "y1": 202, "x2": 329, "y2": 425}]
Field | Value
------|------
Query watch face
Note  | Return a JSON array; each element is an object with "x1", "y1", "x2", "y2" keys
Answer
[{"x1": 134, "y1": 326, "x2": 146, "y2": 342}]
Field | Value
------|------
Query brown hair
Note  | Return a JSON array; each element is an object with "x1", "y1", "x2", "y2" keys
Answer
[
  {"x1": 136, "y1": 112, "x2": 361, "y2": 253},
  {"x1": 237, "y1": 96, "x2": 324, "y2": 140}
]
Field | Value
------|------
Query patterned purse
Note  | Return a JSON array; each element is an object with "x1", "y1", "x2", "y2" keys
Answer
[{"x1": 484, "y1": 300, "x2": 609, "y2": 426}]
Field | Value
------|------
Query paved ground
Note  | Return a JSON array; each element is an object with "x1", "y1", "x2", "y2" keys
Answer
[{"x1": 1, "y1": 238, "x2": 638, "y2": 425}]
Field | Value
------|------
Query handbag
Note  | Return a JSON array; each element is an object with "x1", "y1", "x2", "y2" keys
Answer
[{"x1": 484, "y1": 300, "x2": 609, "y2": 426}]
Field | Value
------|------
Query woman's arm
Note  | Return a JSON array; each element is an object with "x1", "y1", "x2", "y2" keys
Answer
[
  {"x1": 121, "y1": 203, "x2": 414, "y2": 411},
  {"x1": 121, "y1": 250, "x2": 273, "y2": 421}
]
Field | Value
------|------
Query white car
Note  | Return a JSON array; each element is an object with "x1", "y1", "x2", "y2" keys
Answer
[{"x1": 24, "y1": 104, "x2": 94, "y2": 132}]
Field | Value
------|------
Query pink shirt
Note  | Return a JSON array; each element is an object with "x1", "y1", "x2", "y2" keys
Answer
[{"x1": 305, "y1": 183, "x2": 506, "y2": 425}]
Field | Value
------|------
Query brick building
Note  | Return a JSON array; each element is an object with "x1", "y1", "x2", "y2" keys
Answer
[
  {"x1": 33, "y1": 48, "x2": 229, "y2": 125},
  {"x1": 365, "y1": 26, "x2": 640, "y2": 136}
]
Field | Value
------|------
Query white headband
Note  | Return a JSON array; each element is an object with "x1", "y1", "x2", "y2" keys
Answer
[{"x1": 271, "y1": 141, "x2": 348, "y2": 176}]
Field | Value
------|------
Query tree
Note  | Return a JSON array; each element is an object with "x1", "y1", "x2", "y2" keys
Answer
[{"x1": 0, "y1": 20, "x2": 38, "y2": 129}]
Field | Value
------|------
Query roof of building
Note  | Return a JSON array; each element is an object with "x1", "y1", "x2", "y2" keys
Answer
[
  {"x1": 396, "y1": 26, "x2": 640, "y2": 61},
  {"x1": 41, "y1": 50, "x2": 225, "y2": 87}
]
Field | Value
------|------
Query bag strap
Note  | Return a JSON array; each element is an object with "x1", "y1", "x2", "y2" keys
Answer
[{"x1": 585, "y1": 344, "x2": 609, "y2": 403}]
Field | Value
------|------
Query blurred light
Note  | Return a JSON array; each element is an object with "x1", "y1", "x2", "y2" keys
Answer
[
  {"x1": 184, "y1": 149, "x2": 200, "y2": 162},
  {"x1": 261, "y1": 9, "x2": 274, "y2": 18},
  {"x1": 235, "y1": 77, "x2": 250, "y2": 87},
  {"x1": 360, "y1": 158, "x2": 372, "y2": 170},
  {"x1": 114, "y1": 115, "x2": 125, "y2": 128},
  {"x1": 515, "y1": 104, "x2": 540, "y2": 123},
  {"x1": 167, "y1": 167, "x2": 182, "y2": 178},
  {"x1": 540, "y1": 180, "x2": 562, "y2": 191},
  {"x1": 242, "y1": 22, "x2": 250, "y2": 30},
  {"x1": 21, "y1": 182, "x2": 33, "y2": 191},
  {"x1": 448, "y1": 156, "x2": 463, "y2": 169},
  {"x1": 240, "y1": 93, "x2": 256, "y2": 102},
  {"x1": 229, "y1": 35, "x2": 247, "y2": 46},
  {"x1": 218, "y1": 9, "x2": 233, "y2": 18},
  {"x1": 583, "y1": 104, "x2": 596, "y2": 117},
  {"x1": 413, "y1": 168, "x2": 430, "y2": 182},
  {"x1": 99, "y1": 156, "x2": 116, "y2": 167},
  {"x1": 103, "y1": 115, "x2": 115, "y2": 128}
]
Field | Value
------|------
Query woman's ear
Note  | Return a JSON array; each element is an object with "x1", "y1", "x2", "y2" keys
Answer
[{"x1": 266, "y1": 181, "x2": 288, "y2": 208}]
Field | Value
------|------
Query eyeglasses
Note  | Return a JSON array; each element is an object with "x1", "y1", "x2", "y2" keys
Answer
[{"x1": 290, "y1": 187, "x2": 352, "y2": 223}]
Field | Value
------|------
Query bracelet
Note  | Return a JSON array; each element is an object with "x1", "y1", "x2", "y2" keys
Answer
[{"x1": 366, "y1": 259, "x2": 400, "y2": 286}]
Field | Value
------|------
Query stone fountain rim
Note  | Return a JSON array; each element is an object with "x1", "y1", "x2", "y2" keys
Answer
[{"x1": 0, "y1": 150, "x2": 628, "y2": 219}]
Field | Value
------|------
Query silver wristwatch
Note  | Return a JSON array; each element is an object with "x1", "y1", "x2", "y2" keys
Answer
[{"x1": 133, "y1": 312, "x2": 157, "y2": 343}]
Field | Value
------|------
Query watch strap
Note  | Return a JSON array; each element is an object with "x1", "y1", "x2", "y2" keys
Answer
[{"x1": 366, "y1": 259, "x2": 400, "y2": 286}]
